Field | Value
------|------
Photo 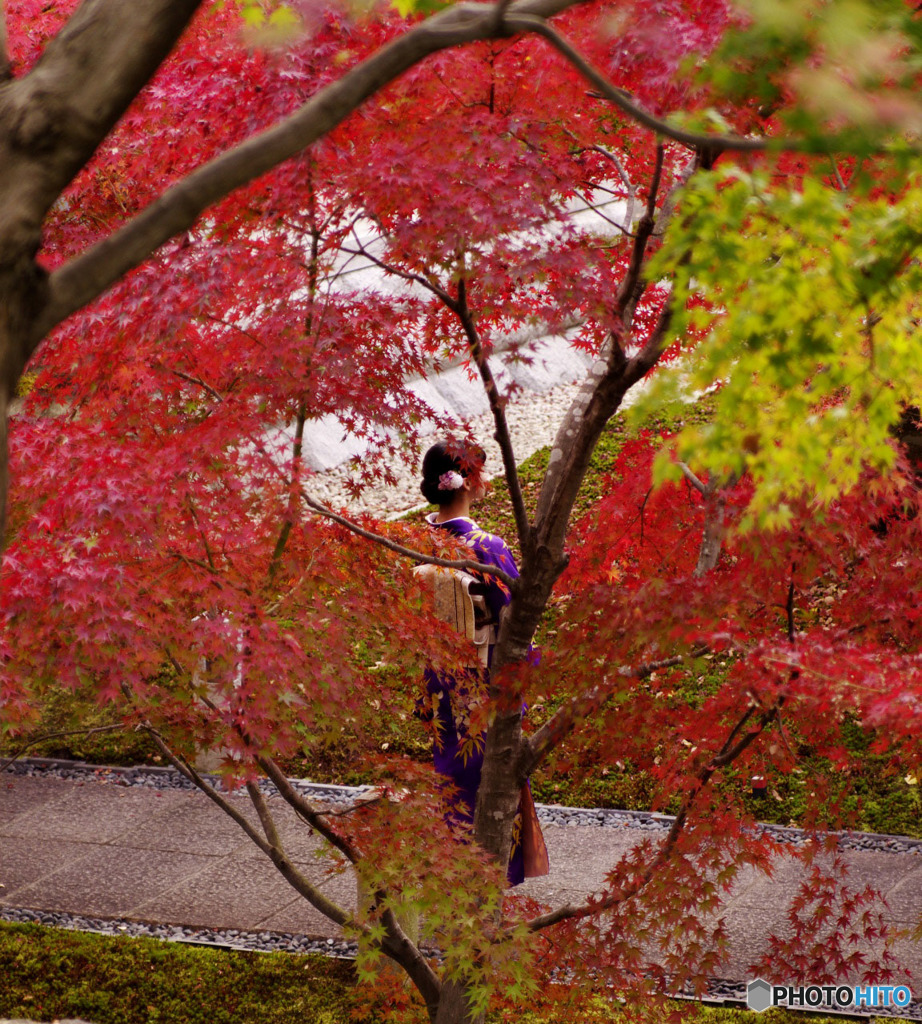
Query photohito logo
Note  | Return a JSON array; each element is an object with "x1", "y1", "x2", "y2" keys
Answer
[{"x1": 746, "y1": 979, "x2": 912, "y2": 1013}]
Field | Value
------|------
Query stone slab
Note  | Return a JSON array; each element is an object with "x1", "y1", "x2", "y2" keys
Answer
[
  {"x1": 0, "y1": 777, "x2": 186, "y2": 844},
  {"x1": 113, "y1": 793, "x2": 257, "y2": 858},
  {"x1": 129, "y1": 852, "x2": 314, "y2": 932},
  {"x1": 4, "y1": 844, "x2": 213, "y2": 919},
  {"x1": 0, "y1": 835, "x2": 97, "y2": 900}
]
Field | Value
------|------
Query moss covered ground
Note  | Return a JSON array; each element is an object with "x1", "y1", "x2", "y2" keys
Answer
[{"x1": 0, "y1": 921, "x2": 886, "y2": 1024}]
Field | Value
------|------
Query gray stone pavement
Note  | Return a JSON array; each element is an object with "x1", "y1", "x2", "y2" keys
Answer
[{"x1": 3, "y1": 773, "x2": 922, "y2": 989}]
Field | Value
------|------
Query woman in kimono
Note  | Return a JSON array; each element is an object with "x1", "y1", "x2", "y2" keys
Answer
[{"x1": 416, "y1": 441, "x2": 547, "y2": 885}]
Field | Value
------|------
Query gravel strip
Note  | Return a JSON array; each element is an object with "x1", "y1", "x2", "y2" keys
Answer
[
  {"x1": 0, "y1": 905, "x2": 357, "y2": 959},
  {"x1": 306, "y1": 379, "x2": 585, "y2": 519}
]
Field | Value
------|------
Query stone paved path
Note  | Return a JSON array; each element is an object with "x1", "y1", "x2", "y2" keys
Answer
[{"x1": 3, "y1": 773, "x2": 922, "y2": 994}]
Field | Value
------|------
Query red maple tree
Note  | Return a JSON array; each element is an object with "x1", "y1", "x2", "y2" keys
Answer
[{"x1": 2, "y1": 1, "x2": 920, "y2": 1022}]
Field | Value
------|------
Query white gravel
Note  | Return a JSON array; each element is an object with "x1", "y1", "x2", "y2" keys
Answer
[{"x1": 305, "y1": 379, "x2": 586, "y2": 519}]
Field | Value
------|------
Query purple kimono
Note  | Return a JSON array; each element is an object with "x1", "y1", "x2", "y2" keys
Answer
[{"x1": 419, "y1": 514, "x2": 525, "y2": 885}]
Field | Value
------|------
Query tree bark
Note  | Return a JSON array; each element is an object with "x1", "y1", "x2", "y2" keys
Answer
[
  {"x1": 434, "y1": 980, "x2": 483, "y2": 1024},
  {"x1": 694, "y1": 472, "x2": 738, "y2": 577}
]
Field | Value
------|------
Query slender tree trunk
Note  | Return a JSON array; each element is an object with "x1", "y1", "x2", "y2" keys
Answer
[
  {"x1": 434, "y1": 980, "x2": 483, "y2": 1024},
  {"x1": 694, "y1": 473, "x2": 737, "y2": 577}
]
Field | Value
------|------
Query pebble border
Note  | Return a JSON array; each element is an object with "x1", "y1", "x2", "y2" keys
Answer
[{"x1": 4, "y1": 757, "x2": 922, "y2": 1020}]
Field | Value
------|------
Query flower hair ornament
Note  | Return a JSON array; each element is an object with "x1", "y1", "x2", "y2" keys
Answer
[{"x1": 438, "y1": 471, "x2": 464, "y2": 491}]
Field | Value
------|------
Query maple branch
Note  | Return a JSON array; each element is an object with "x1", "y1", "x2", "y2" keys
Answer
[
  {"x1": 185, "y1": 679, "x2": 368, "y2": 867},
  {"x1": 524, "y1": 698, "x2": 783, "y2": 932},
  {"x1": 628, "y1": 285, "x2": 676, "y2": 375},
  {"x1": 609, "y1": 141, "x2": 663, "y2": 354},
  {"x1": 195, "y1": 311, "x2": 268, "y2": 350},
  {"x1": 256, "y1": 752, "x2": 442, "y2": 1008},
  {"x1": 342, "y1": 233, "x2": 457, "y2": 308},
  {"x1": 246, "y1": 779, "x2": 284, "y2": 847},
  {"x1": 519, "y1": 654, "x2": 692, "y2": 777},
  {"x1": 502, "y1": 14, "x2": 789, "y2": 159},
  {"x1": 532, "y1": 144, "x2": 679, "y2": 565},
  {"x1": 138, "y1": 678, "x2": 438, "y2": 1002},
  {"x1": 678, "y1": 462, "x2": 707, "y2": 495},
  {"x1": 0, "y1": 724, "x2": 125, "y2": 773},
  {"x1": 578, "y1": 140, "x2": 639, "y2": 234},
  {"x1": 455, "y1": 277, "x2": 531, "y2": 550},
  {"x1": 341, "y1": 234, "x2": 532, "y2": 551},
  {"x1": 33, "y1": 0, "x2": 585, "y2": 350},
  {"x1": 136, "y1": 720, "x2": 357, "y2": 930},
  {"x1": 267, "y1": 404, "x2": 307, "y2": 586},
  {"x1": 830, "y1": 156, "x2": 848, "y2": 192},
  {"x1": 589, "y1": 145, "x2": 634, "y2": 195},
  {"x1": 167, "y1": 368, "x2": 224, "y2": 403},
  {"x1": 255, "y1": 753, "x2": 364, "y2": 865},
  {"x1": 570, "y1": 183, "x2": 635, "y2": 238},
  {"x1": 186, "y1": 497, "x2": 217, "y2": 572},
  {"x1": 787, "y1": 565, "x2": 797, "y2": 644},
  {"x1": 301, "y1": 487, "x2": 517, "y2": 588}
]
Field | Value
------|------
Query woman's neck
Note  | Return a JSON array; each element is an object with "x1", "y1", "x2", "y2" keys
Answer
[{"x1": 434, "y1": 492, "x2": 472, "y2": 522}]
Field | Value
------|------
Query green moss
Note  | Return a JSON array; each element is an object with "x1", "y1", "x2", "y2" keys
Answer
[
  {"x1": 0, "y1": 922, "x2": 355, "y2": 1024},
  {"x1": 0, "y1": 922, "x2": 881, "y2": 1024},
  {"x1": 1, "y1": 686, "x2": 159, "y2": 766}
]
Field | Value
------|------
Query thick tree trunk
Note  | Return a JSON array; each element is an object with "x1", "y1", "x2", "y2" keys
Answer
[{"x1": 0, "y1": 259, "x2": 50, "y2": 541}]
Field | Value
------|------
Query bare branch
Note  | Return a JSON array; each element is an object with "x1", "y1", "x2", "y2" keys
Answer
[
  {"x1": 678, "y1": 461, "x2": 707, "y2": 495},
  {"x1": 194, "y1": 311, "x2": 267, "y2": 350},
  {"x1": 0, "y1": 3, "x2": 11, "y2": 82},
  {"x1": 137, "y1": 712, "x2": 360, "y2": 929},
  {"x1": 267, "y1": 404, "x2": 307, "y2": 586},
  {"x1": 255, "y1": 757, "x2": 440, "y2": 1008},
  {"x1": 572, "y1": 190, "x2": 634, "y2": 237},
  {"x1": 455, "y1": 278, "x2": 532, "y2": 551},
  {"x1": 301, "y1": 487, "x2": 518, "y2": 588},
  {"x1": 787, "y1": 564, "x2": 797, "y2": 644},
  {"x1": 255, "y1": 753, "x2": 364, "y2": 865},
  {"x1": 520, "y1": 653, "x2": 696, "y2": 776},
  {"x1": 339, "y1": 238, "x2": 531, "y2": 555},
  {"x1": 166, "y1": 368, "x2": 224, "y2": 403},
  {"x1": 609, "y1": 141, "x2": 664, "y2": 354},
  {"x1": 503, "y1": 14, "x2": 795, "y2": 158},
  {"x1": 627, "y1": 289, "x2": 676, "y2": 375},
  {"x1": 185, "y1": 496, "x2": 217, "y2": 572},
  {"x1": 830, "y1": 156, "x2": 847, "y2": 192},
  {"x1": 534, "y1": 149, "x2": 679, "y2": 560},
  {"x1": 524, "y1": 698, "x2": 783, "y2": 932},
  {"x1": 246, "y1": 780, "x2": 284, "y2": 848},
  {"x1": 342, "y1": 232, "x2": 457, "y2": 307},
  {"x1": 137, "y1": 723, "x2": 273, "y2": 853},
  {"x1": 0, "y1": 724, "x2": 125, "y2": 773},
  {"x1": 587, "y1": 144, "x2": 635, "y2": 195}
]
